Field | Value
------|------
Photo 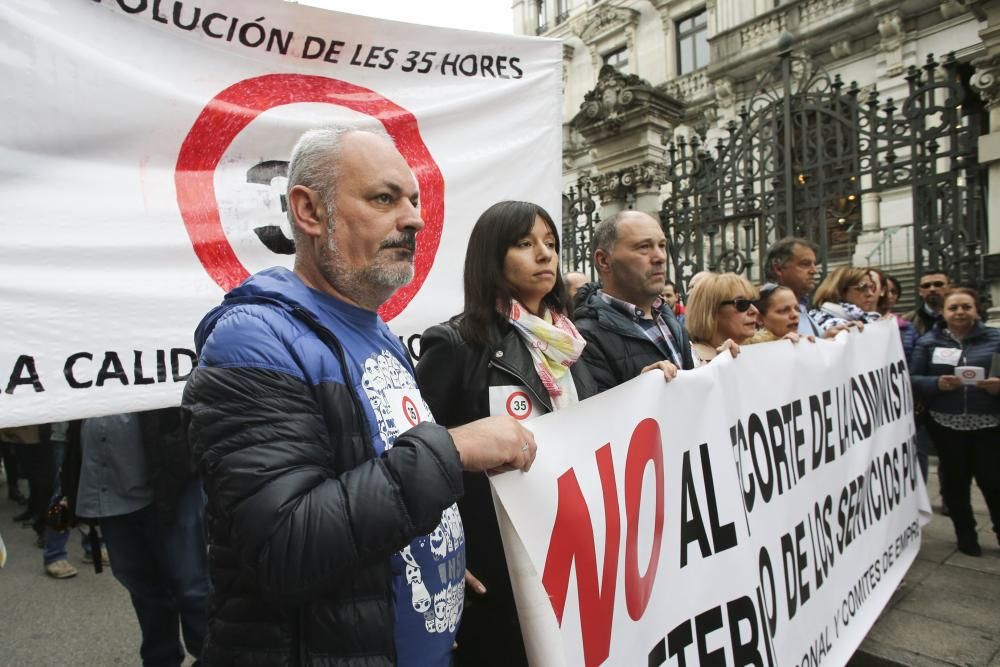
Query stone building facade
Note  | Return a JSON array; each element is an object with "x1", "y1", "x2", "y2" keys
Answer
[{"x1": 512, "y1": 0, "x2": 1000, "y2": 315}]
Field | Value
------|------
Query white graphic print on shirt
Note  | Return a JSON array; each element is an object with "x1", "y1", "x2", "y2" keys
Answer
[{"x1": 359, "y1": 351, "x2": 464, "y2": 636}]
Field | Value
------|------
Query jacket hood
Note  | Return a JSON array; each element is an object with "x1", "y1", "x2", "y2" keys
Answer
[
  {"x1": 194, "y1": 267, "x2": 339, "y2": 354},
  {"x1": 572, "y1": 281, "x2": 604, "y2": 320}
]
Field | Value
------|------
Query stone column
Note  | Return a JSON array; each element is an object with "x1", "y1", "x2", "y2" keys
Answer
[
  {"x1": 851, "y1": 192, "x2": 884, "y2": 266},
  {"x1": 634, "y1": 189, "x2": 663, "y2": 214},
  {"x1": 629, "y1": 161, "x2": 668, "y2": 215},
  {"x1": 655, "y1": 5, "x2": 676, "y2": 78},
  {"x1": 971, "y1": 4, "x2": 1000, "y2": 325},
  {"x1": 590, "y1": 172, "x2": 627, "y2": 221},
  {"x1": 599, "y1": 199, "x2": 626, "y2": 221},
  {"x1": 625, "y1": 24, "x2": 638, "y2": 75},
  {"x1": 861, "y1": 192, "x2": 882, "y2": 233}
]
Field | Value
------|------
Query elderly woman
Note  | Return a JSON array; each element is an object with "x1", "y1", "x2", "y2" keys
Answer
[
  {"x1": 808, "y1": 266, "x2": 881, "y2": 333},
  {"x1": 685, "y1": 272, "x2": 758, "y2": 365},
  {"x1": 910, "y1": 287, "x2": 1000, "y2": 556}
]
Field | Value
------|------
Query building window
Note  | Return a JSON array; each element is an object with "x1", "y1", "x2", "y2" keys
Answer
[
  {"x1": 676, "y1": 9, "x2": 708, "y2": 75},
  {"x1": 536, "y1": 0, "x2": 547, "y2": 34},
  {"x1": 556, "y1": 0, "x2": 569, "y2": 24},
  {"x1": 603, "y1": 46, "x2": 628, "y2": 71}
]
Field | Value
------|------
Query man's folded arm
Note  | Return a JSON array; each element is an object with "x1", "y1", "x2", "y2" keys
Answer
[{"x1": 184, "y1": 365, "x2": 463, "y2": 602}]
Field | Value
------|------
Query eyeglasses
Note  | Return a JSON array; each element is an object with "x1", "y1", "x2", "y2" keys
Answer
[
  {"x1": 719, "y1": 298, "x2": 754, "y2": 312},
  {"x1": 849, "y1": 282, "x2": 875, "y2": 293},
  {"x1": 920, "y1": 280, "x2": 947, "y2": 289}
]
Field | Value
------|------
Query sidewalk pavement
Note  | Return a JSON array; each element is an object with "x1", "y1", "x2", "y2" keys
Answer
[
  {"x1": 1, "y1": 461, "x2": 997, "y2": 665},
  {"x1": 851, "y1": 460, "x2": 1000, "y2": 667},
  {"x1": 0, "y1": 481, "x2": 195, "y2": 666}
]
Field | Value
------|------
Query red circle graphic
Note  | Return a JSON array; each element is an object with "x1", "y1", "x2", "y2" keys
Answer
[
  {"x1": 402, "y1": 395, "x2": 421, "y2": 427},
  {"x1": 505, "y1": 391, "x2": 532, "y2": 420},
  {"x1": 174, "y1": 73, "x2": 444, "y2": 321}
]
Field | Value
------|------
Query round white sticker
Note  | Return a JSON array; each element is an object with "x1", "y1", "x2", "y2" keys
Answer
[
  {"x1": 401, "y1": 395, "x2": 421, "y2": 427},
  {"x1": 506, "y1": 391, "x2": 533, "y2": 420}
]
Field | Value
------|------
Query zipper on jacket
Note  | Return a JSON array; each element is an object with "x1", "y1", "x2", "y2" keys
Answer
[
  {"x1": 945, "y1": 331, "x2": 973, "y2": 416},
  {"x1": 488, "y1": 358, "x2": 552, "y2": 412},
  {"x1": 961, "y1": 338, "x2": 969, "y2": 415}
]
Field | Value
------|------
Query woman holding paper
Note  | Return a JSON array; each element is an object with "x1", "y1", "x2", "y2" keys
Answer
[
  {"x1": 910, "y1": 287, "x2": 1000, "y2": 556},
  {"x1": 415, "y1": 200, "x2": 598, "y2": 666}
]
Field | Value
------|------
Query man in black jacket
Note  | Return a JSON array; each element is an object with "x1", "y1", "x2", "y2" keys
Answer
[
  {"x1": 574, "y1": 210, "x2": 692, "y2": 391},
  {"x1": 904, "y1": 269, "x2": 951, "y2": 335},
  {"x1": 182, "y1": 126, "x2": 537, "y2": 666}
]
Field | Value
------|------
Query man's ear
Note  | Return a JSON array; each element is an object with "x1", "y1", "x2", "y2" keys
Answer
[
  {"x1": 288, "y1": 185, "x2": 326, "y2": 238},
  {"x1": 594, "y1": 248, "x2": 611, "y2": 274}
]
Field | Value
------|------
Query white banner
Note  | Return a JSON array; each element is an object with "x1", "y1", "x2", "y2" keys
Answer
[
  {"x1": 492, "y1": 322, "x2": 931, "y2": 667},
  {"x1": 0, "y1": 0, "x2": 561, "y2": 427}
]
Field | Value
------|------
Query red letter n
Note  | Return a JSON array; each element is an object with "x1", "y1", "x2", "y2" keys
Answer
[{"x1": 541, "y1": 443, "x2": 621, "y2": 667}]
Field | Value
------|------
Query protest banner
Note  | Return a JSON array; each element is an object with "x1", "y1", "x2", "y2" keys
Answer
[
  {"x1": 0, "y1": 0, "x2": 561, "y2": 428},
  {"x1": 491, "y1": 322, "x2": 932, "y2": 667}
]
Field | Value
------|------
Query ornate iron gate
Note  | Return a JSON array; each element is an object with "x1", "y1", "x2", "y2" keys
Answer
[
  {"x1": 562, "y1": 183, "x2": 601, "y2": 280},
  {"x1": 563, "y1": 48, "x2": 988, "y2": 296}
]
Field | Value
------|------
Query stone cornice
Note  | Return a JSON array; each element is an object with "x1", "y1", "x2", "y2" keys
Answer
[
  {"x1": 971, "y1": 52, "x2": 1000, "y2": 109},
  {"x1": 574, "y1": 65, "x2": 684, "y2": 135},
  {"x1": 583, "y1": 161, "x2": 670, "y2": 200},
  {"x1": 574, "y1": 5, "x2": 640, "y2": 45}
]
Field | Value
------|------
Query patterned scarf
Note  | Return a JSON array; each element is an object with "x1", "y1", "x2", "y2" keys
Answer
[{"x1": 505, "y1": 300, "x2": 587, "y2": 411}]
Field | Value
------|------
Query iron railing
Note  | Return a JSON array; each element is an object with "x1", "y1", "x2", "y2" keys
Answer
[{"x1": 562, "y1": 50, "x2": 988, "y2": 300}]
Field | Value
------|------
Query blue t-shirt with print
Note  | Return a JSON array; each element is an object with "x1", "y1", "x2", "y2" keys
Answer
[{"x1": 311, "y1": 291, "x2": 465, "y2": 667}]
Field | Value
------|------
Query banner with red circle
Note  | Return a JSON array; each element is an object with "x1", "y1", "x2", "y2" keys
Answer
[{"x1": 175, "y1": 73, "x2": 444, "y2": 321}]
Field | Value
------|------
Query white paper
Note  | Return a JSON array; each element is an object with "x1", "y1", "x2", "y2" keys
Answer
[{"x1": 955, "y1": 366, "x2": 985, "y2": 385}]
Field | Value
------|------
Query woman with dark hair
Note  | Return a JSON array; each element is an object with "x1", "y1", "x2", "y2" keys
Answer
[
  {"x1": 883, "y1": 274, "x2": 903, "y2": 313},
  {"x1": 911, "y1": 287, "x2": 1000, "y2": 556},
  {"x1": 808, "y1": 266, "x2": 881, "y2": 332},
  {"x1": 876, "y1": 271, "x2": 918, "y2": 360},
  {"x1": 415, "y1": 200, "x2": 598, "y2": 666}
]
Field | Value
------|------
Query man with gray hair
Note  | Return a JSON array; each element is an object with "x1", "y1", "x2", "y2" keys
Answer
[
  {"x1": 573, "y1": 210, "x2": 692, "y2": 391},
  {"x1": 763, "y1": 236, "x2": 823, "y2": 336},
  {"x1": 182, "y1": 126, "x2": 537, "y2": 666}
]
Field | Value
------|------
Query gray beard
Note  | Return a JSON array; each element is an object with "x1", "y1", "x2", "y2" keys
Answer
[{"x1": 318, "y1": 236, "x2": 413, "y2": 311}]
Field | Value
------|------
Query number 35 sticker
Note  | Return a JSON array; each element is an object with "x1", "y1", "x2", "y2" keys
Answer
[
  {"x1": 489, "y1": 386, "x2": 540, "y2": 422},
  {"x1": 386, "y1": 388, "x2": 429, "y2": 430}
]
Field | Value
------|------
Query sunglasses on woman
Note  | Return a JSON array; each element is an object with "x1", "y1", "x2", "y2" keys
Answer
[{"x1": 719, "y1": 298, "x2": 754, "y2": 312}]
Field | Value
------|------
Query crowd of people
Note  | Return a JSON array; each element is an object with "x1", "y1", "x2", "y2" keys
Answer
[{"x1": 2, "y1": 125, "x2": 999, "y2": 667}]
